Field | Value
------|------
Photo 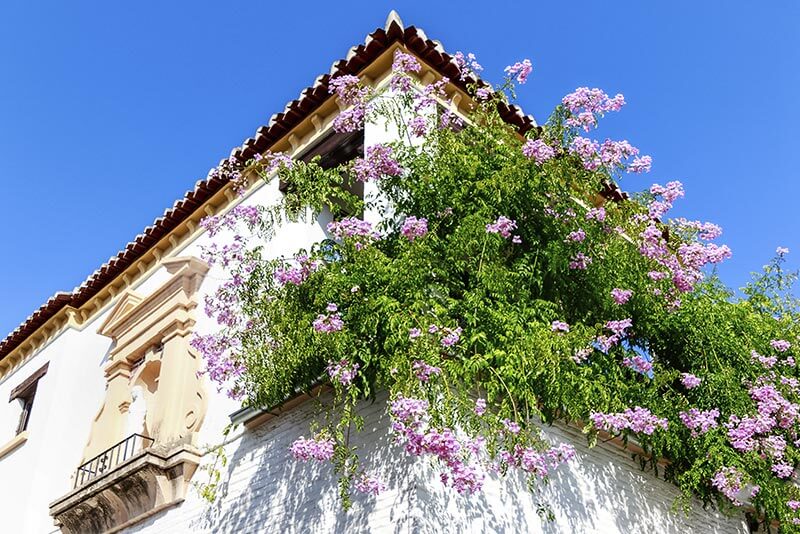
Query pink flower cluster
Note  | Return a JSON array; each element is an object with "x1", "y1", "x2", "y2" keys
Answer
[
  {"x1": 313, "y1": 303, "x2": 344, "y2": 334},
  {"x1": 562, "y1": 87, "x2": 625, "y2": 131},
  {"x1": 679, "y1": 408, "x2": 719, "y2": 437},
  {"x1": 585, "y1": 207, "x2": 606, "y2": 222},
  {"x1": 200, "y1": 205, "x2": 262, "y2": 238},
  {"x1": 390, "y1": 395, "x2": 485, "y2": 494},
  {"x1": 327, "y1": 358, "x2": 360, "y2": 386},
  {"x1": 327, "y1": 217, "x2": 381, "y2": 249},
  {"x1": 505, "y1": 59, "x2": 532, "y2": 84},
  {"x1": 502, "y1": 418, "x2": 522, "y2": 434},
  {"x1": 290, "y1": 436, "x2": 335, "y2": 462},
  {"x1": 440, "y1": 326, "x2": 462, "y2": 347},
  {"x1": 352, "y1": 144, "x2": 402, "y2": 182},
  {"x1": 390, "y1": 50, "x2": 421, "y2": 92},
  {"x1": 569, "y1": 252, "x2": 592, "y2": 270},
  {"x1": 771, "y1": 339, "x2": 792, "y2": 353},
  {"x1": 566, "y1": 229, "x2": 586, "y2": 242},
  {"x1": 500, "y1": 443, "x2": 576, "y2": 478},
  {"x1": 569, "y1": 137, "x2": 648, "y2": 174},
  {"x1": 453, "y1": 51, "x2": 483, "y2": 79},
  {"x1": 752, "y1": 350, "x2": 777, "y2": 369},
  {"x1": 410, "y1": 324, "x2": 462, "y2": 348},
  {"x1": 413, "y1": 360, "x2": 442, "y2": 382},
  {"x1": 191, "y1": 333, "x2": 244, "y2": 397},
  {"x1": 522, "y1": 139, "x2": 556, "y2": 164},
  {"x1": 590, "y1": 406, "x2": 668, "y2": 435},
  {"x1": 329, "y1": 75, "x2": 370, "y2": 133},
  {"x1": 681, "y1": 373, "x2": 702, "y2": 389},
  {"x1": 711, "y1": 466, "x2": 745, "y2": 504},
  {"x1": 606, "y1": 318, "x2": 633, "y2": 336},
  {"x1": 672, "y1": 218, "x2": 722, "y2": 240},
  {"x1": 401, "y1": 216, "x2": 429, "y2": 241},
  {"x1": 611, "y1": 288, "x2": 633, "y2": 305},
  {"x1": 274, "y1": 253, "x2": 320, "y2": 286},
  {"x1": 638, "y1": 183, "x2": 732, "y2": 297},
  {"x1": 551, "y1": 320, "x2": 570, "y2": 332},
  {"x1": 572, "y1": 347, "x2": 593, "y2": 363},
  {"x1": 486, "y1": 216, "x2": 519, "y2": 239},
  {"x1": 622, "y1": 355, "x2": 653, "y2": 375},
  {"x1": 724, "y1": 382, "x2": 800, "y2": 477}
]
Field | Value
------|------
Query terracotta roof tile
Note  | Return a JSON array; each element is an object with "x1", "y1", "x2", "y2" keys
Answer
[{"x1": 0, "y1": 11, "x2": 538, "y2": 364}]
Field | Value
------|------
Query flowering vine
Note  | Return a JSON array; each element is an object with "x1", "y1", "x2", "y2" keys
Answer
[{"x1": 191, "y1": 47, "x2": 800, "y2": 530}]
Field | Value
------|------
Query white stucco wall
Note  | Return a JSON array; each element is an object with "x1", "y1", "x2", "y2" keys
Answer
[
  {"x1": 122, "y1": 391, "x2": 749, "y2": 534},
  {"x1": 0, "y1": 115, "x2": 750, "y2": 533}
]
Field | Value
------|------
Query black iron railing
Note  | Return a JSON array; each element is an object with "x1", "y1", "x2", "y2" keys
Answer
[{"x1": 74, "y1": 433, "x2": 154, "y2": 488}]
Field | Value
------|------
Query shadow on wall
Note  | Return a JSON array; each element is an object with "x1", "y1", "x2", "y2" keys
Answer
[{"x1": 134, "y1": 393, "x2": 748, "y2": 534}]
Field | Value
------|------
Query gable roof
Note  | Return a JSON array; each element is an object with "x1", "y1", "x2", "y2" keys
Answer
[{"x1": 0, "y1": 12, "x2": 537, "y2": 367}]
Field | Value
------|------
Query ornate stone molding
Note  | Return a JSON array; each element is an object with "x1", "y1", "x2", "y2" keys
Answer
[{"x1": 81, "y1": 257, "x2": 209, "y2": 463}]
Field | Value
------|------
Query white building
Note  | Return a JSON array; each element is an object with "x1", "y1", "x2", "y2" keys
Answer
[{"x1": 0, "y1": 12, "x2": 751, "y2": 534}]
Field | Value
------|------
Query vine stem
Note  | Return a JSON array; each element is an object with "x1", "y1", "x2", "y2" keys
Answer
[{"x1": 488, "y1": 365, "x2": 520, "y2": 424}]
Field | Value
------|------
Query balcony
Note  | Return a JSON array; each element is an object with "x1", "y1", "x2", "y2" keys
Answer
[
  {"x1": 49, "y1": 434, "x2": 202, "y2": 534},
  {"x1": 74, "y1": 433, "x2": 154, "y2": 488}
]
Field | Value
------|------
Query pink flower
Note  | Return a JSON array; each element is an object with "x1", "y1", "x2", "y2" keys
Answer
[
  {"x1": 313, "y1": 304, "x2": 344, "y2": 334},
  {"x1": 562, "y1": 87, "x2": 625, "y2": 131},
  {"x1": 413, "y1": 360, "x2": 442, "y2": 383},
  {"x1": 505, "y1": 59, "x2": 533, "y2": 84},
  {"x1": 566, "y1": 229, "x2": 586, "y2": 242},
  {"x1": 777, "y1": 247, "x2": 790, "y2": 256},
  {"x1": 475, "y1": 87, "x2": 493, "y2": 101},
  {"x1": 392, "y1": 50, "x2": 421, "y2": 74},
  {"x1": 328, "y1": 217, "x2": 381, "y2": 243},
  {"x1": 440, "y1": 327, "x2": 462, "y2": 347},
  {"x1": 551, "y1": 320, "x2": 570, "y2": 332},
  {"x1": 327, "y1": 359, "x2": 360, "y2": 386},
  {"x1": 606, "y1": 318, "x2": 633, "y2": 336},
  {"x1": 569, "y1": 252, "x2": 592, "y2": 270},
  {"x1": 627, "y1": 155, "x2": 652, "y2": 173},
  {"x1": 401, "y1": 216, "x2": 429, "y2": 241},
  {"x1": 585, "y1": 207, "x2": 606, "y2": 222},
  {"x1": 772, "y1": 462, "x2": 793, "y2": 478},
  {"x1": 352, "y1": 144, "x2": 402, "y2": 182},
  {"x1": 486, "y1": 216, "x2": 518, "y2": 238},
  {"x1": 611, "y1": 288, "x2": 633, "y2": 305},
  {"x1": 679, "y1": 408, "x2": 719, "y2": 437},
  {"x1": 453, "y1": 51, "x2": 482, "y2": 79},
  {"x1": 771, "y1": 339, "x2": 792, "y2": 353},
  {"x1": 711, "y1": 466, "x2": 744, "y2": 504},
  {"x1": 681, "y1": 373, "x2": 702, "y2": 389},
  {"x1": 522, "y1": 139, "x2": 555, "y2": 164},
  {"x1": 474, "y1": 398, "x2": 487, "y2": 416},
  {"x1": 623, "y1": 355, "x2": 652, "y2": 375},
  {"x1": 390, "y1": 50, "x2": 421, "y2": 93},
  {"x1": 502, "y1": 419, "x2": 521, "y2": 434},
  {"x1": 590, "y1": 406, "x2": 668, "y2": 435}
]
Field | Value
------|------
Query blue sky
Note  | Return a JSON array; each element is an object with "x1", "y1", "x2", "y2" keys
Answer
[{"x1": 0, "y1": 1, "x2": 798, "y2": 337}]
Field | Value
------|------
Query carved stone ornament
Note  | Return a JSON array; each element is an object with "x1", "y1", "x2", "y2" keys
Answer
[{"x1": 49, "y1": 257, "x2": 210, "y2": 533}]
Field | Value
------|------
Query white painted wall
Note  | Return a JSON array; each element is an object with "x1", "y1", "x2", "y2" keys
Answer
[{"x1": 0, "y1": 123, "x2": 749, "y2": 533}]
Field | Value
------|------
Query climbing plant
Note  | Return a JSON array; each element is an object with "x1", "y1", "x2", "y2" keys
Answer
[{"x1": 194, "y1": 50, "x2": 800, "y2": 529}]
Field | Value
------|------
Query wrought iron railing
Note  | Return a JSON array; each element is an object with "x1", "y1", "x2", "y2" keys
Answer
[{"x1": 74, "y1": 433, "x2": 154, "y2": 488}]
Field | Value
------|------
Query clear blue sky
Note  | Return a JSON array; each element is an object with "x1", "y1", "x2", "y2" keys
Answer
[{"x1": 0, "y1": 1, "x2": 798, "y2": 338}]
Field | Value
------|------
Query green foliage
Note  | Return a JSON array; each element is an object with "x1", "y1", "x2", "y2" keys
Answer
[{"x1": 216, "y1": 91, "x2": 800, "y2": 529}]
